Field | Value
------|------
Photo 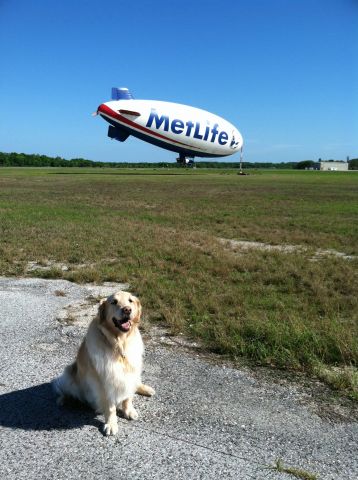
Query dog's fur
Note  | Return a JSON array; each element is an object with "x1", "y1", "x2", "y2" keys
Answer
[{"x1": 53, "y1": 291, "x2": 154, "y2": 435}]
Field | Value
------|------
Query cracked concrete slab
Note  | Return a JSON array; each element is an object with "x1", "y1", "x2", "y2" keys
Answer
[{"x1": 0, "y1": 277, "x2": 357, "y2": 480}]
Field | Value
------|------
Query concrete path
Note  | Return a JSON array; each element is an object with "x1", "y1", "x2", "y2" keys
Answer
[{"x1": 0, "y1": 278, "x2": 357, "y2": 480}]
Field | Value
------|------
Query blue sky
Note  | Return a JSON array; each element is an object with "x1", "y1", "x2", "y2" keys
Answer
[{"x1": 0, "y1": 0, "x2": 357, "y2": 163}]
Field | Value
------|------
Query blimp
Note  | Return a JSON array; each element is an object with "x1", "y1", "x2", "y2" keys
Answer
[{"x1": 95, "y1": 88, "x2": 243, "y2": 165}]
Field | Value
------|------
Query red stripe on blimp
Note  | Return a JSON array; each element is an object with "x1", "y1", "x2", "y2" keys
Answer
[{"x1": 98, "y1": 104, "x2": 200, "y2": 150}]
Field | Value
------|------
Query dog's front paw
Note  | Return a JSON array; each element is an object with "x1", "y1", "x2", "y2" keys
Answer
[
  {"x1": 144, "y1": 386, "x2": 156, "y2": 397},
  {"x1": 103, "y1": 420, "x2": 118, "y2": 436},
  {"x1": 136, "y1": 383, "x2": 156, "y2": 397},
  {"x1": 123, "y1": 407, "x2": 139, "y2": 421}
]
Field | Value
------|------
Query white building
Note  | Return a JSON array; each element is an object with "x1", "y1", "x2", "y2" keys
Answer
[{"x1": 318, "y1": 161, "x2": 348, "y2": 171}]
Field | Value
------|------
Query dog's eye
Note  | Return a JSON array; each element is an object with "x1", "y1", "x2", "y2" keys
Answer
[
  {"x1": 129, "y1": 298, "x2": 133, "y2": 303},
  {"x1": 111, "y1": 299, "x2": 118, "y2": 305}
]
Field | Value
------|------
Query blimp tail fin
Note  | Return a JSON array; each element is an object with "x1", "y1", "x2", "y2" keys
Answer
[
  {"x1": 108, "y1": 125, "x2": 130, "y2": 142},
  {"x1": 111, "y1": 87, "x2": 134, "y2": 100}
]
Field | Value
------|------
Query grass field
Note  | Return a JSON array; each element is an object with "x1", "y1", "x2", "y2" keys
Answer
[{"x1": 0, "y1": 167, "x2": 357, "y2": 397}]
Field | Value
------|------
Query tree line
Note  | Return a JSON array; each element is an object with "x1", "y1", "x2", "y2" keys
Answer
[{"x1": 0, "y1": 151, "x2": 356, "y2": 169}]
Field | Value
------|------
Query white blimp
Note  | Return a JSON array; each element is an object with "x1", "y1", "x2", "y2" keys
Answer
[{"x1": 95, "y1": 88, "x2": 243, "y2": 165}]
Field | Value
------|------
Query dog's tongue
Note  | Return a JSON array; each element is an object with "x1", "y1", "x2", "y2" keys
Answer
[{"x1": 121, "y1": 321, "x2": 131, "y2": 331}]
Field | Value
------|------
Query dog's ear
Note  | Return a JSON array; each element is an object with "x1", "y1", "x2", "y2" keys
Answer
[
  {"x1": 98, "y1": 298, "x2": 107, "y2": 323},
  {"x1": 133, "y1": 296, "x2": 142, "y2": 323}
]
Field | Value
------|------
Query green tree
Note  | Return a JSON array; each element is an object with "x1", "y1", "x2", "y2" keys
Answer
[
  {"x1": 348, "y1": 158, "x2": 358, "y2": 170},
  {"x1": 295, "y1": 160, "x2": 316, "y2": 170}
]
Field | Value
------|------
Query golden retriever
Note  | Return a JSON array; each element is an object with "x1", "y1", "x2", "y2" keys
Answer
[{"x1": 53, "y1": 291, "x2": 155, "y2": 435}]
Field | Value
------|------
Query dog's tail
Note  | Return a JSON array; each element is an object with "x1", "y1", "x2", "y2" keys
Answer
[{"x1": 52, "y1": 362, "x2": 80, "y2": 401}]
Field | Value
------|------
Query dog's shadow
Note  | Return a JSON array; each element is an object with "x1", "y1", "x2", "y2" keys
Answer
[{"x1": 0, "y1": 383, "x2": 102, "y2": 432}]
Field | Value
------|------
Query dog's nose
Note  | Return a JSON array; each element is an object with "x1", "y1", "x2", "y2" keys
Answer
[{"x1": 123, "y1": 306, "x2": 132, "y2": 315}]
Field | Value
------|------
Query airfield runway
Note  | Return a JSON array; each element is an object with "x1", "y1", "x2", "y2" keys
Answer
[{"x1": 0, "y1": 277, "x2": 357, "y2": 480}]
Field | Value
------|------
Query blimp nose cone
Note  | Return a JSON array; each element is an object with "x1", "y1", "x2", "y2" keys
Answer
[{"x1": 230, "y1": 131, "x2": 243, "y2": 150}]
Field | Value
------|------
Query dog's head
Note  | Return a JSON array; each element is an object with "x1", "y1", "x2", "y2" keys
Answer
[{"x1": 98, "y1": 291, "x2": 142, "y2": 336}]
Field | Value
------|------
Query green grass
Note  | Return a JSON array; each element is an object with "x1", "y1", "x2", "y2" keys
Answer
[
  {"x1": 0, "y1": 167, "x2": 357, "y2": 396},
  {"x1": 268, "y1": 459, "x2": 318, "y2": 480}
]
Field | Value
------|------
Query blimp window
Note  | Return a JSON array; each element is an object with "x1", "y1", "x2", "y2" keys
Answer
[{"x1": 118, "y1": 109, "x2": 141, "y2": 117}]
